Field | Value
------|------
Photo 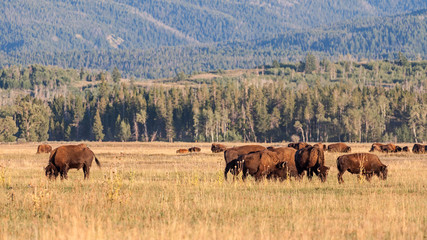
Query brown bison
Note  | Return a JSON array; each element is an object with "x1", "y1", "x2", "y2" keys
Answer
[
  {"x1": 369, "y1": 143, "x2": 383, "y2": 152},
  {"x1": 288, "y1": 142, "x2": 310, "y2": 150},
  {"x1": 412, "y1": 144, "x2": 426, "y2": 154},
  {"x1": 176, "y1": 149, "x2": 189, "y2": 154},
  {"x1": 402, "y1": 146, "x2": 410, "y2": 152},
  {"x1": 37, "y1": 144, "x2": 52, "y2": 154},
  {"x1": 327, "y1": 143, "x2": 351, "y2": 153},
  {"x1": 225, "y1": 150, "x2": 284, "y2": 181},
  {"x1": 211, "y1": 143, "x2": 227, "y2": 153},
  {"x1": 188, "y1": 147, "x2": 201, "y2": 153},
  {"x1": 45, "y1": 144, "x2": 100, "y2": 180},
  {"x1": 313, "y1": 143, "x2": 326, "y2": 151},
  {"x1": 266, "y1": 146, "x2": 299, "y2": 180},
  {"x1": 223, "y1": 145, "x2": 266, "y2": 178},
  {"x1": 295, "y1": 146, "x2": 329, "y2": 182},
  {"x1": 337, "y1": 153, "x2": 388, "y2": 184}
]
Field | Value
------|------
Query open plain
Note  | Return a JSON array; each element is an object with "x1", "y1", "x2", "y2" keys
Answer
[{"x1": 0, "y1": 142, "x2": 426, "y2": 239}]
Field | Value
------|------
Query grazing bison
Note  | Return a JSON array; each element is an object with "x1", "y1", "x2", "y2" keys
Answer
[
  {"x1": 412, "y1": 144, "x2": 426, "y2": 154},
  {"x1": 336, "y1": 153, "x2": 388, "y2": 184},
  {"x1": 223, "y1": 145, "x2": 266, "y2": 178},
  {"x1": 327, "y1": 143, "x2": 351, "y2": 153},
  {"x1": 211, "y1": 143, "x2": 227, "y2": 153},
  {"x1": 188, "y1": 147, "x2": 201, "y2": 153},
  {"x1": 295, "y1": 146, "x2": 329, "y2": 182},
  {"x1": 37, "y1": 144, "x2": 52, "y2": 154},
  {"x1": 402, "y1": 146, "x2": 410, "y2": 152},
  {"x1": 225, "y1": 150, "x2": 283, "y2": 181},
  {"x1": 176, "y1": 149, "x2": 189, "y2": 154},
  {"x1": 45, "y1": 144, "x2": 100, "y2": 180},
  {"x1": 266, "y1": 147, "x2": 299, "y2": 180},
  {"x1": 288, "y1": 142, "x2": 310, "y2": 150}
]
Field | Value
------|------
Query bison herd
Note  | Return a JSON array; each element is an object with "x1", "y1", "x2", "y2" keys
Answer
[
  {"x1": 218, "y1": 142, "x2": 426, "y2": 184},
  {"x1": 37, "y1": 141, "x2": 426, "y2": 182}
]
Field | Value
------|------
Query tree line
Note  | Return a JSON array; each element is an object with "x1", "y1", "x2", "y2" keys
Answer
[{"x1": 0, "y1": 58, "x2": 425, "y2": 143}]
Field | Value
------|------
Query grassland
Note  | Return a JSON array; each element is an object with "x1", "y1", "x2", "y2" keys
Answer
[{"x1": 0, "y1": 142, "x2": 426, "y2": 239}]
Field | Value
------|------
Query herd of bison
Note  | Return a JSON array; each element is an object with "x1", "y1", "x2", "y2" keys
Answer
[{"x1": 37, "y1": 142, "x2": 427, "y2": 184}]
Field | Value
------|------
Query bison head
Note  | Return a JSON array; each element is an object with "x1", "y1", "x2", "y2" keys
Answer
[
  {"x1": 395, "y1": 146, "x2": 402, "y2": 152},
  {"x1": 345, "y1": 147, "x2": 351, "y2": 152},
  {"x1": 318, "y1": 166, "x2": 330, "y2": 182},
  {"x1": 380, "y1": 165, "x2": 388, "y2": 180},
  {"x1": 45, "y1": 163, "x2": 58, "y2": 179}
]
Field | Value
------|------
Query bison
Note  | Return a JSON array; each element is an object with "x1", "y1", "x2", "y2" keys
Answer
[
  {"x1": 224, "y1": 150, "x2": 284, "y2": 181},
  {"x1": 295, "y1": 146, "x2": 329, "y2": 182},
  {"x1": 402, "y1": 146, "x2": 410, "y2": 152},
  {"x1": 176, "y1": 149, "x2": 189, "y2": 154},
  {"x1": 188, "y1": 147, "x2": 201, "y2": 153},
  {"x1": 223, "y1": 145, "x2": 266, "y2": 179},
  {"x1": 37, "y1": 144, "x2": 52, "y2": 154},
  {"x1": 45, "y1": 144, "x2": 100, "y2": 180},
  {"x1": 313, "y1": 143, "x2": 326, "y2": 151},
  {"x1": 288, "y1": 142, "x2": 310, "y2": 150},
  {"x1": 327, "y1": 143, "x2": 351, "y2": 153},
  {"x1": 266, "y1": 147, "x2": 299, "y2": 180},
  {"x1": 370, "y1": 143, "x2": 402, "y2": 153},
  {"x1": 336, "y1": 153, "x2": 388, "y2": 184},
  {"x1": 211, "y1": 143, "x2": 227, "y2": 153},
  {"x1": 369, "y1": 143, "x2": 383, "y2": 152},
  {"x1": 412, "y1": 144, "x2": 426, "y2": 154}
]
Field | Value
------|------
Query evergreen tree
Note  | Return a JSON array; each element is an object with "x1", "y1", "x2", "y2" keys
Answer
[
  {"x1": 92, "y1": 109, "x2": 104, "y2": 141},
  {"x1": 112, "y1": 66, "x2": 121, "y2": 83}
]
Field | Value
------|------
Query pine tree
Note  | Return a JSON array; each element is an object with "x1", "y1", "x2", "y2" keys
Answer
[
  {"x1": 92, "y1": 109, "x2": 104, "y2": 141},
  {"x1": 112, "y1": 66, "x2": 121, "y2": 83}
]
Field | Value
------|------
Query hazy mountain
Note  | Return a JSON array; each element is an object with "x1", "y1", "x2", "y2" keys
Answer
[{"x1": 0, "y1": 0, "x2": 426, "y2": 78}]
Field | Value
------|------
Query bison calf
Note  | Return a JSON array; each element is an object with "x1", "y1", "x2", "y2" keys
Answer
[{"x1": 337, "y1": 153, "x2": 388, "y2": 184}]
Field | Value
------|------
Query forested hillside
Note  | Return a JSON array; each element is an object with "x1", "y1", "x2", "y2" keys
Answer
[
  {"x1": 0, "y1": 58, "x2": 425, "y2": 143},
  {"x1": 0, "y1": 1, "x2": 426, "y2": 78}
]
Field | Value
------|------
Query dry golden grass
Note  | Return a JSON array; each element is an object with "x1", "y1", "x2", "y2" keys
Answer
[{"x1": 0, "y1": 142, "x2": 426, "y2": 240}]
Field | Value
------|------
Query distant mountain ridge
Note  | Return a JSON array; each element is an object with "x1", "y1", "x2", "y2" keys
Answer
[{"x1": 0, "y1": 0, "x2": 426, "y2": 78}]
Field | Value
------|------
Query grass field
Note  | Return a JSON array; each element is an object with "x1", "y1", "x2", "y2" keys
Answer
[{"x1": 0, "y1": 142, "x2": 426, "y2": 239}]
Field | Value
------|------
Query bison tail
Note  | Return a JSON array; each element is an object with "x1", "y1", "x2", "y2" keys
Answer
[{"x1": 95, "y1": 156, "x2": 101, "y2": 168}]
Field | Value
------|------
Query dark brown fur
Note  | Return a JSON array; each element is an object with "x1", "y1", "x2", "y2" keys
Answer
[
  {"x1": 211, "y1": 143, "x2": 227, "y2": 153},
  {"x1": 295, "y1": 146, "x2": 329, "y2": 182},
  {"x1": 327, "y1": 143, "x2": 351, "y2": 153},
  {"x1": 37, "y1": 144, "x2": 52, "y2": 154},
  {"x1": 266, "y1": 146, "x2": 299, "y2": 180},
  {"x1": 224, "y1": 150, "x2": 282, "y2": 181},
  {"x1": 188, "y1": 147, "x2": 201, "y2": 153},
  {"x1": 336, "y1": 153, "x2": 388, "y2": 184},
  {"x1": 45, "y1": 144, "x2": 100, "y2": 180},
  {"x1": 402, "y1": 146, "x2": 410, "y2": 152},
  {"x1": 412, "y1": 144, "x2": 426, "y2": 154},
  {"x1": 288, "y1": 142, "x2": 310, "y2": 150},
  {"x1": 223, "y1": 145, "x2": 266, "y2": 179}
]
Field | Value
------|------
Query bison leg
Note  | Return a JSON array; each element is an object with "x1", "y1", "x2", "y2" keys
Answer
[
  {"x1": 337, "y1": 171, "x2": 344, "y2": 184},
  {"x1": 242, "y1": 166, "x2": 248, "y2": 181},
  {"x1": 307, "y1": 169, "x2": 313, "y2": 180},
  {"x1": 83, "y1": 165, "x2": 90, "y2": 179}
]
